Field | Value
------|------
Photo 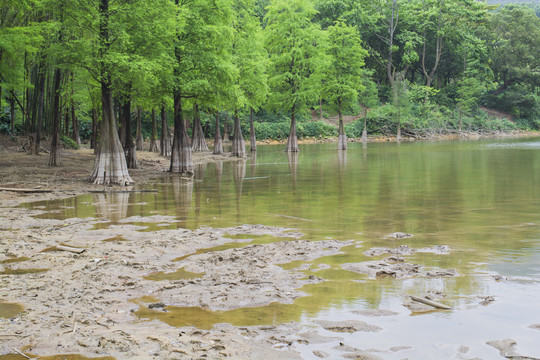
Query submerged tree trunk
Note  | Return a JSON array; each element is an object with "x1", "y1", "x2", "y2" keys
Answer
[
  {"x1": 149, "y1": 109, "x2": 159, "y2": 152},
  {"x1": 170, "y1": 92, "x2": 193, "y2": 174},
  {"x1": 213, "y1": 110, "x2": 223, "y2": 155},
  {"x1": 122, "y1": 98, "x2": 137, "y2": 169},
  {"x1": 249, "y1": 107, "x2": 256, "y2": 152},
  {"x1": 191, "y1": 104, "x2": 209, "y2": 151},
  {"x1": 337, "y1": 98, "x2": 347, "y2": 150},
  {"x1": 285, "y1": 105, "x2": 299, "y2": 152},
  {"x1": 232, "y1": 109, "x2": 245, "y2": 157},
  {"x1": 48, "y1": 68, "x2": 62, "y2": 166},
  {"x1": 160, "y1": 107, "x2": 172, "y2": 157},
  {"x1": 135, "y1": 107, "x2": 143, "y2": 151}
]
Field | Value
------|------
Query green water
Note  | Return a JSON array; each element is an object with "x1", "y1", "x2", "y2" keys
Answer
[{"x1": 25, "y1": 139, "x2": 540, "y2": 358}]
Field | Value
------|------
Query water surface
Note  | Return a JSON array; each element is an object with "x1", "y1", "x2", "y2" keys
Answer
[{"x1": 26, "y1": 138, "x2": 540, "y2": 358}]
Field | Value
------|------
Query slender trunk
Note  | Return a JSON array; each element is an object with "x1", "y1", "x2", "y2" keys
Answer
[
  {"x1": 118, "y1": 103, "x2": 127, "y2": 146},
  {"x1": 337, "y1": 98, "x2": 347, "y2": 150},
  {"x1": 170, "y1": 92, "x2": 193, "y2": 174},
  {"x1": 213, "y1": 110, "x2": 223, "y2": 155},
  {"x1": 35, "y1": 71, "x2": 45, "y2": 155},
  {"x1": 90, "y1": 0, "x2": 132, "y2": 184},
  {"x1": 91, "y1": 107, "x2": 98, "y2": 150},
  {"x1": 319, "y1": 97, "x2": 323, "y2": 120},
  {"x1": 458, "y1": 108, "x2": 462, "y2": 132},
  {"x1": 136, "y1": 107, "x2": 143, "y2": 150},
  {"x1": 123, "y1": 98, "x2": 137, "y2": 169},
  {"x1": 10, "y1": 96, "x2": 15, "y2": 135},
  {"x1": 64, "y1": 99, "x2": 70, "y2": 136},
  {"x1": 285, "y1": 105, "x2": 299, "y2": 152},
  {"x1": 362, "y1": 107, "x2": 368, "y2": 143},
  {"x1": 191, "y1": 103, "x2": 209, "y2": 151},
  {"x1": 223, "y1": 113, "x2": 229, "y2": 141},
  {"x1": 71, "y1": 74, "x2": 81, "y2": 147},
  {"x1": 48, "y1": 68, "x2": 62, "y2": 166},
  {"x1": 232, "y1": 109, "x2": 245, "y2": 157},
  {"x1": 149, "y1": 108, "x2": 159, "y2": 152},
  {"x1": 160, "y1": 106, "x2": 172, "y2": 157},
  {"x1": 249, "y1": 107, "x2": 256, "y2": 152}
]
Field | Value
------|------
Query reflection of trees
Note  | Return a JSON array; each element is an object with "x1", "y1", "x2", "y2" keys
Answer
[
  {"x1": 232, "y1": 161, "x2": 246, "y2": 221},
  {"x1": 287, "y1": 151, "x2": 299, "y2": 189},
  {"x1": 92, "y1": 192, "x2": 131, "y2": 222},
  {"x1": 171, "y1": 176, "x2": 194, "y2": 221}
]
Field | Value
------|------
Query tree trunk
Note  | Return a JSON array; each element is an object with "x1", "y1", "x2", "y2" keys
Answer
[
  {"x1": 9, "y1": 95, "x2": 15, "y2": 135},
  {"x1": 122, "y1": 98, "x2": 138, "y2": 169},
  {"x1": 71, "y1": 75, "x2": 81, "y2": 147},
  {"x1": 35, "y1": 76, "x2": 45, "y2": 155},
  {"x1": 337, "y1": 98, "x2": 347, "y2": 150},
  {"x1": 48, "y1": 68, "x2": 62, "y2": 167},
  {"x1": 223, "y1": 113, "x2": 229, "y2": 142},
  {"x1": 232, "y1": 109, "x2": 245, "y2": 157},
  {"x1": 191, "y1": 103, "x2": 209, "y2": 151},
  {"x1": 149, "y1": 108, "x2": 159, "y2": 152},
  {"x1": 91, "y1": 107, "x2": 98, "y2": 150},
  {"x1": 213, "y1": 110, "x2": 223, "y2": 155},
  {"x1": 319, "y1": 97, "x2": 323, "y2": 120},
  {"x1": 170, "y1": 92, "x2": 193, "y2": 174},
  {"x1": 160, "y1": 106, "x2": 172, "y2": 157},
  {"x1": 458, "y1": 108, "x2": 462, "y2": 132},
  {"x1": 362, "y1": 107, "x2": 368, "y2": 143},
  {"x1": 90, "y1": 0, "x2": 132, "y2": 185},
  {"x1": 285, "y1": 105, "x2": 299, "y2": 152},
  {"x1": 90, "y1": 81, "x2": 133, "y2": 184},
  {"x1": 136, "y1": 107, "x2": 143, "y2": 150},
  {"x1": 249, "y1": 107, "x2": 256, "y2": 152}
]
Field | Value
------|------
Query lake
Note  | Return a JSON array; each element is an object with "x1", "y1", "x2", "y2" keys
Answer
[{"x1": 28, "y1": 138, "x2": 540, "y2": 359}]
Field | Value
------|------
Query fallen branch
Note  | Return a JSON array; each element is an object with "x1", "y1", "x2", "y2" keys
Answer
[
  {"x1": 410, "y1": 295, "x2": 452, "y2": 310},
  {"x1": 55, "y1": 245, "x2": 85, "y2": 254},
  {"x1": 11, "y1": 348, "x2": 32, "y2": 359},
  {"x1": 0, "y1": 187, "x2": 53, "y2": 193}
]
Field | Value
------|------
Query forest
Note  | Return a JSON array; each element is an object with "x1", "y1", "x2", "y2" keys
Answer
[{"x1": 0, "y1": 0, "x2": 539, "y2": 183}]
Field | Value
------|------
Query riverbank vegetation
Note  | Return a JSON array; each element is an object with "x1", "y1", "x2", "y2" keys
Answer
[{"x1": 0, "y1": 0, "x2": 539, "y2": 181}]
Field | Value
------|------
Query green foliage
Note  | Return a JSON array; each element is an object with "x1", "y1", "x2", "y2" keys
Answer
[
  {"x1": 300, "y1": 121, "x2": 338, "y2": 137},
  {"x1": 485, "y1": 87, "x2": 540, "y2": 119},
  {"x1": 254, "y1": 121, "x2": 291, "y2": 140},
  {"x1": 60, "y1": 134, "x2": 79, "y2": 150}
]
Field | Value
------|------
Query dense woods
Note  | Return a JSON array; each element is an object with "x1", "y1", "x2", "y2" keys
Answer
[{"x1": 0, "y1": 0, "x2": 539, "y2": 182}]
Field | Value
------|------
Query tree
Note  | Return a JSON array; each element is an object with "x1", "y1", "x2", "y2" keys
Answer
[
  {"x1": 324, "y1": 20, "x2": 367, "y2": 150},
  {"x1": 265, "y1": 0, "x2": 324, "y2": 152},
  {"x1": 489, "y1": 5, "x2": 540, "y2": 95},
  {"x1": 231, "y1": 0, "x2": 268, "y2": 154}
]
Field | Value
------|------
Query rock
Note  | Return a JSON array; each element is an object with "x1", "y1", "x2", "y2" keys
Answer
[
  {"x1": 386, "y1": 232, "x2": 413, "y2": 239},
  {"x1": 528, "y1": 324, "x2": 540, "y2": 331},
  {"x1": 478, "y1": 296, "x2": 495, "y2": 306},
  {"x1": 351, "y1": 309, "x2": 399, "y2": 317},
  {"x1": 313, "y1": 350, "x2": 329, "y2": 358},
  {"x1": 316, "y1": 320, "x2": 381, "y2": 333}
]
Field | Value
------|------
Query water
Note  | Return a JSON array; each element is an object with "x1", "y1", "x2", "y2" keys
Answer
[{"x1": 26, "y1": 138, "x2": 540, "y2": 358}]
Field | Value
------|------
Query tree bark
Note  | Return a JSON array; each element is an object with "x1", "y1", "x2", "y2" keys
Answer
[
  {"x1": 232, "y1": 109, "x2": 245, "y2": 157},
  {"x1": 122, "y1": 98, "x2": 138, "y2": 169},
  {"x1": 213, "y1": 110, "x2": 223, "y2": 155},
  {"x1": 91, "y1": 107, "x2": 98, "y2": 150},
  {"x1": 362, "y1": 107, "x2": 368, "y2": 143},
  {"x1": 223, "y1": 113, "x2": 229, "y2": 142},
  {"x1": 337, "y1": 98, "x2": 347, "y2": 150},
  {"x1": 160, "y1": 106, "x2": 172, "y2": 157},
  {"x1": 90, "y1": 0, "x2": 132, "y2": 185},
  {"x1": 170, "y1": 92, "x2": 193, "y2": 174},
  {"x1": 249, "y1": 107, "x2": 256, "y2": 152},
  {"x1": 9, "y1": 95, "x2": 15, "y2": 135},
  {"x1": 191, "y1": 103, "x2": 209, "y2": 151},
  {"x1": 136, "y1": 106, "x2": 143, "y2": 150},
  {"x1": 285, "y1": 105, "x2": 299, "y2": 152},
  {"x1": 48, "y1": 68, "x2": 62, "y2": 166},
  {"x1": 34, "y1": 67, "x2": 46, "y2": 155},
  {"x1": 149, "y1": 108, "x2": 159, "y2": 152},
  {"x1": 71, "y1": 74, "x2": 81, "y2": 147}
]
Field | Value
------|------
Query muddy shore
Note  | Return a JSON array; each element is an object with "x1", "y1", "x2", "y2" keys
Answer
[{"x1": 1, "y1": 133, "x2": 539, "y2": 359}]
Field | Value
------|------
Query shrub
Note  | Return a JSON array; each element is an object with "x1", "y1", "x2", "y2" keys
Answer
[
  {"x1": 300, "y1": 121, "x2": 337, "y2": 138},
  {"x1": 60, "y1": 135, "x2": 80, "y2": 150}
]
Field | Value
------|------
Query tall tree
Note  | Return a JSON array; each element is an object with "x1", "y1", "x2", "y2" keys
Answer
[
  {"x1": 265, "y1": 0, "x2": 324, "y2": 152},
  {"x1": 323, "y1": 20, "x2": 367, "y2": 150}
]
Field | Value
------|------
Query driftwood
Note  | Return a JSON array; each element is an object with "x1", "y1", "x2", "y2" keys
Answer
[
  {"x1": 0, "y1": 187, "x2": 53, "y2": 193},
  {"x1": 410, "y1": 295, "x2": 452, "y2": 310},
  {"x1": 55, "y1": 245, "x2": 85, "y2": 254}
]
